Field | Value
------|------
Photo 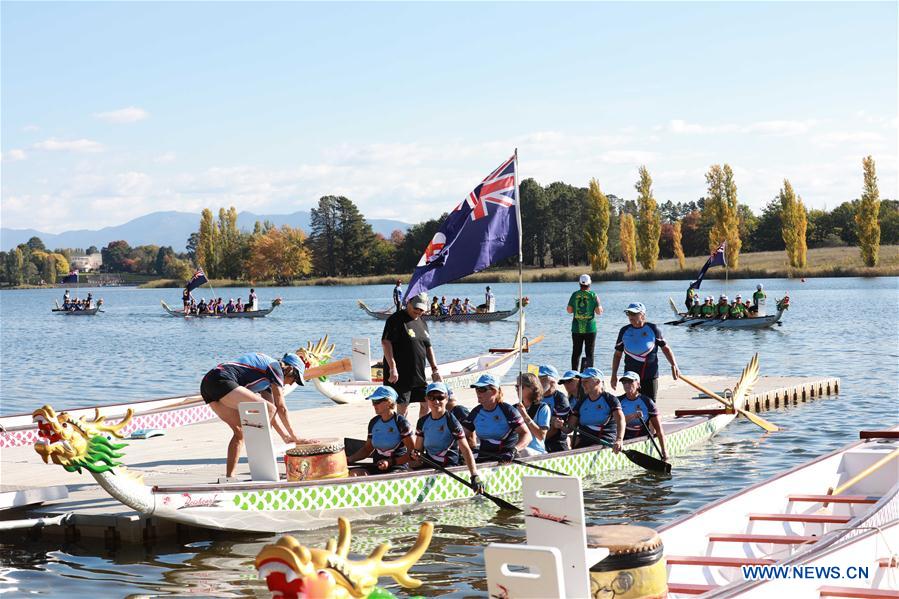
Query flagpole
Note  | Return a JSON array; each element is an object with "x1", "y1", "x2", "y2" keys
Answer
[{"x1": 513, "y1": 148, "x2": 524, "y2": 379}]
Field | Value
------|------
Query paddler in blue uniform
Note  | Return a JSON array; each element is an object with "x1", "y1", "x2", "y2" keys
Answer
[
  {"x1": 462, "y1": 374, "x2": 531, "y2": 463},
  {"x1": 346, "y1": 386, "x2": 415, "y2": 473},
  {"x1": 565, "y1": 368, "x2": 625, "y2": 451},
  {"x1": 610, "y1": 302, "x2": 680, "y2": 401},
  {"x1": 617, "y1": 371, "x2": 668, "y2": 461},
  {"x1": 538, "y1": 364, "x2": 572, "y2": 452}
]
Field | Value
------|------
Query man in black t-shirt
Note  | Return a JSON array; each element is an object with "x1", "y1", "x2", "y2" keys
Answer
[{"x1": 381, "y1": 292, "x2": 442, "y2": 419}]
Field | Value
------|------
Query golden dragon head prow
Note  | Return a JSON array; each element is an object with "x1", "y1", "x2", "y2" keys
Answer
[
  {"x1": 297, "y1": 336, "x2": 336, "y2": 369},
  {"x1": 33, "y1": 404, "x2": 134, "y2": 474},
  {"x1": 255, "y1": 516, "x2": 434, "y2": 598}
]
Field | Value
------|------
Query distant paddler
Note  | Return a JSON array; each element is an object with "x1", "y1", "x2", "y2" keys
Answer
[{"x1": 201, "y1": 352, "x2": 306, "y2": 479}]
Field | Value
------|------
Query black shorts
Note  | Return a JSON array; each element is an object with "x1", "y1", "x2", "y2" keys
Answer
[
  {"x1": 392, "y1": 385, "x2": 426, "y2": 405},
  {"x1": 201, "y1": 369, "x2": 240, "y2": 404}
]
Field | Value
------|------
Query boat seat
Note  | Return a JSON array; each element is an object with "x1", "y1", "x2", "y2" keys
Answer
[
  {"x1": 666, "y1": 555, "x2": 775, "y2": 567},
  {"x1": 788, "y1": 495, "x2": 880, "y2": 504},
  {"x1": 818, "y1": 586, "x2": 899, "y2": 598},
  {"x1": 667, "y1": 582, "x2": 718, "y2": 595},
  {"x1": 877, "y1": 557, "x2": 898, "y2": 568},
  {"x1": 748, "y1": 513, "x2": 852, "y2": 524},
  {"x1": 708, "y1": 533, "x2": 819, "y2": 545}
]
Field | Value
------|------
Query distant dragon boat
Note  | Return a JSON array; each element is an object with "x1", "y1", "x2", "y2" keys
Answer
[
  {"x1": 52, "y1": 299, "x2": 103, "y2": 315},
  {"x1": 666, "y1": 296, "x2": 789, "y2": 329},
  {"x1": 161, "y1": 298, "x2": 281, "y2": 318},
  {"x1": 357, "y1": 299, "x2": 523, "y2": 323}
]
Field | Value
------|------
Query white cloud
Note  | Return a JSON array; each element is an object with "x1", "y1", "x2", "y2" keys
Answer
[
  {"x1": 2, "y1": 149, "x2": 27, "y2": 161},
  {"x1": 668, "y1": 118, "x2": 816, "y2": 136},
  {"x1": 93, "y1": 106, "x2": 150, "y2": 123},
  {"x1": 33, "y1": 138, "x2": 104, "y2": 153}
]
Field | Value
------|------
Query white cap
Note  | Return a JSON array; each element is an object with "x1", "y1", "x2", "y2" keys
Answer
[{"x1": 579, "y1": 274, "x2": 591, "y2": 286}]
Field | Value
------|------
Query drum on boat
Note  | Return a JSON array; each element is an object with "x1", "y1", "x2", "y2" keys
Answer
[
  {"x1": 586, "y1": 524, "x2": 666, "y2": 599},
  {"x1": 285, "y1": 438, "x2": 348, "y2": 482}
]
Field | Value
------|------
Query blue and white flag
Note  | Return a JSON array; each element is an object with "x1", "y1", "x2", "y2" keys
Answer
[
  {"x1": 404, "y1": 154, "x2": 519, "y2": 300},
  {"x1": 689, "y1": 241, "x2": 726, "y2": 290},
  {"x1": 185, "y1": 268, "x2": 208, "y2": 293}
]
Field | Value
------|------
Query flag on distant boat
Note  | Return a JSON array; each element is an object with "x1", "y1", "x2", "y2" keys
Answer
[
  {"x1": 404, "y1": 154, "x2": 520, "y2": 301},
  {"x1": 62, "y1": 270, "x2": 79, "y2": 284},
  {"x1": 689, "y1": 241, "x2": 726, "y2": 290},
  {"x1": 186, "y1": 268, "x2": 208, "y2": 292}
]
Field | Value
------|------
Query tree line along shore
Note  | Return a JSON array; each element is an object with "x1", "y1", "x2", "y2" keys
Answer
[{"x1": 1, "y1": 156, "x2": 895, "y2": 289}]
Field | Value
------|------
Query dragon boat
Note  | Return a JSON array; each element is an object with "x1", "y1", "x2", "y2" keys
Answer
[
  {"x1": 29, "y1": 354, "x2": 767, "y2": 534},
  {"x1": 31, "y1": 403, "x2": 735, "y2": 533},
  {"x1": 52, "y1": 299, "x2": 103, "y2": 315},
  {"x1": 357, "y1": 299, "x2": 523, "y2": 323},
  {"x1": 666, "y1": 296, "x2": 789, "y2": 329},
  {"x1": 160, "y1": 298, "x2": 281, "y2": 318},
  {"x1": 300, "y1": 317, "x2": 540, "y2": 405}
]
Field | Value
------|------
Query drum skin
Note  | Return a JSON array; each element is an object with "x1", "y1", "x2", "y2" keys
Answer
[{"x1": 285, "y1": 438, "x2": 349, "y2": 481}]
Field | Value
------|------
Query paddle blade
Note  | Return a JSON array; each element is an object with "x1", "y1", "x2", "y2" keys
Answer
[
  {"x1": 739, "y1": 408, "x2": 780, "y2": 432},
  {"x1": 487, "y1": 493, "x2": 522, "y2": 512},
  {"x1": 624, "y1": 449, "x2": 671, "y2": 475}
]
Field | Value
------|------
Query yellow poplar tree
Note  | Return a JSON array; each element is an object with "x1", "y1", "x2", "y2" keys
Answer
[
  {"x1": 634, "y1": 166, "x2": 661, "y2": 270},
  {"x1": 779, "y1": 180, "x2": 807, "y2": 268},
  {"x1": 620, "y1": 213, "x2": 637, "y2": 272},
  {"x1": 855, "y1": 155, "x2": 881, "y2": 266},
  {"x1": 672, "y1": 221, "x2": 686, "y2": 269},
  {"x1": 585, "y1": 178, "x2": 610, "y2": 271},
  {"x1": 705, "y1": 164, "x2": 742, "y2": 268},
  {"x1": 795, "y1": 196, "x2": 808, "y2": 268},
  {"x1": 197, "y1": 208, "x2": 219, "y2": 277}
]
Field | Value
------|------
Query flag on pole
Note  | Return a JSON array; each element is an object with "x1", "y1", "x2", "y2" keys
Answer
[
  {"x1": 185, "y1": 268, "x2": 208, "y2": 292},
  {"x1": 404, "y1": 155, "x2": 519, "y2": 300},
  {"x1": 689, "y1": 241, "x2": 726, "y2": 290},
  {"x1": 62, "y1": 270, "x2": 79, "y2": 284}
]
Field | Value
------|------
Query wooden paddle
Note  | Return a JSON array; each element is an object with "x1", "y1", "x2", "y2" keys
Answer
[
  {"x1": 831, "y1": 449, "x2": 899, "y2": 497},
  {"x1": 678, "y1": 354, "x2": 779, "y2": 433},
  {"x1": 575, "y1": 428, "x2": 670, "y2": 474},
  {"x1": 483, "y1": 334, "x2": 545, "y2": 370},
  {"x1": 478, "y1": 451, "x2": 567, "y2": 476},
  {"x1": 418, "y1": 453, "x2": 521, "y2": 512},
  {"x1": 303, "y1": 358, "x2": 352, "y2": 380}
]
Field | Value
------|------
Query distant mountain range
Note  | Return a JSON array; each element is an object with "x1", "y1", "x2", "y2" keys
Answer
[{"x1": 1, "y1": 210, "x2": 411, "y2": 252}]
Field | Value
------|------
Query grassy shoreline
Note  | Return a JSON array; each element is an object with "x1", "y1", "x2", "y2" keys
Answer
[{"x1": 3, "y1": 246, "x2": 896, "y2": 290}]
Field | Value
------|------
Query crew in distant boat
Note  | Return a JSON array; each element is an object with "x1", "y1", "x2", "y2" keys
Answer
[
  {"x1": 86, "y1": 292, "x2": 93, "y2": 308},
  {"x1": 701, "y1": 296, "x2": 716, "y2": 318},
  {"x1": 717, "y1": 295, "x2": 730, "y2": 318},
  {"x1": 393, "y1": 279, "x2": 403, "y2": 312},
  {"x1": 688, "y1": 299, "x2": 703, "y2": 318},
  {"x1": 461, "y1": 298, "x2": 472, "y2": 314},
  {"x1": 63, "y1": 290, "x2": 70, "y2": 305},
  {"x1": 617, "y1": 371, "x2": 667, "y2": 460},
  {"x1": 430, "y1": 297, "x2": 440, "y2": 317},
  {"x1": 729, "y1": 295, "x2": 747, "y2": 319},
  {"x1": 182, "y1": 288, "x2": 193, "y2": 313},
  {"x1": 462, "y1": 374, "x2": 531, "y2": 463},
  {"x1": 346, "y1": 386, "x2": 415, "y2": 474},
  {"x1": 484, "y1": 286, "x2": 495, "y2": 312},
  {"x1": 248, "y1": 288, "x2": 258, "y2": 311},
  {"x1": 684, "y1": 286, "x2": 700, "y2": 312},
  {"x1": 753, "y1": 284, "x2": 767, "y2": 316}
]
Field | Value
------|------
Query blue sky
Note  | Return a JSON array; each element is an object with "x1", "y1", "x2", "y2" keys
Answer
[{"x1": 2, "y1": 2, "x2": 896, "y2": 233}]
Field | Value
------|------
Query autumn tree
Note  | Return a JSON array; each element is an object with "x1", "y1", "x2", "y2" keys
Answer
[
  {"x1": 196, "y1": 209, "x2": 219, "y2": 277},
  {"x1": 246, "y1": 226, "x2": 312, "y2": 283},
  {"x1": 672, "y1": 221, "x2": 686, "y2": 269},
  {"x1": 779, "y1": 180, "x2": 807, "y2": 268},
  {"x1": 704, "y1": 164, "x2": 742, "y2": 267},
  {"x1": 620, "y1": 213, "x2": 637, "y2": 272},
  {"x1": 856, "y1": 156, "x2": 881, "y2": 266},
  {"x1": 634, "y1": 166, "x2": 661, "y2": 270},
  {"x1": 585, "y1": 178, "x2": 611, "y2": 271}
]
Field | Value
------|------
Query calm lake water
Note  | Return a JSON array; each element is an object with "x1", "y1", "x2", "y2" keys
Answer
[{"x1": 1, "y1": 278, "x2": 897, "y2": 597}]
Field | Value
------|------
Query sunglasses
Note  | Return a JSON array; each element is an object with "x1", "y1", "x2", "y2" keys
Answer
[
  {"x1": 371, "y1": 398, "x2": 389, "y2": 405},
  {"x1": 427, "y1": 395, "x2": 446, "y2": 401},
  {"x1": 475, "y1": 386, "x2": 496, "y2": 393}
]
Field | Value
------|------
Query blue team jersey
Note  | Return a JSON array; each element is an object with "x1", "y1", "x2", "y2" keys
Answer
[
  {"x1": 463, "y1": 402, "x2": 523, "y2": 454},
  {"x1": 367, "y1": 413, "x2": 412, "y2": 458},
  {"x1": 615, "y1": 323, "x2": 667, "y2": 380},
  {"x1": 541, "y1": 390, "x2": 571, "y2": 419},
  {"x1": 416, "y1": 412, "x2": 465, "y2": 465},
  {"x1": 218, "y1": 353, "x2": 285, "y2": 393},
  {"x1": 525, "y1": 402, "x2": 551, "y2": 454},
  {"x1": 618, "y1": 394, "x2": 658, "y2": 439},
  {"x1": 573, "y1": 392, "x2": 621, "y2": 442}
]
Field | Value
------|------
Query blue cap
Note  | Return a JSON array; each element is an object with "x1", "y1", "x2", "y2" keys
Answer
[
  {"x1": 281, "y1": 353, "x2": 306, "y2": 386},
  {"x1": 426, "y1": 381, "x2": 449, "y2": 396},
  {"x1": 624, "y1": 302, "x2": 646, "y2": 314},
  {"x1": 366, "y1": 386, "x2": 398, "y2": 402},
  {"x1": 620, "y1": 371, "x2": 641, "y2": 382},
  {"x1": 580, "y1": 367, "x2": 605, "y2": 380},
  {"x1": 470, "y1": 373, "x2": 499, "y2": 388},
  {"x1": 538, "y1": 364, "x2": 560, "y2": 380},
  {"x1": 559, "y1": 370, "x2": 581, "y2": 382}
]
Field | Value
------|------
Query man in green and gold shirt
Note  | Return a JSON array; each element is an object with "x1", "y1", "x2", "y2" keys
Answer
[{"x1": 566, "y1": 274, "x2": 603, "y2": 371}]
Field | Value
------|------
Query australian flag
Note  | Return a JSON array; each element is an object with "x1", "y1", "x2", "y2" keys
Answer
[
  {"x1": 185, "y1": 268, "x2": 208, "y2": 293},
  {"x1": 404, "y1": 154, "x2": 519, "y2": 301},
  {"x1": 689, "y1": 241, "x2": 727, "y2": 290},
  {"x1": 62, "y1": 270, "x2": 79, "y2": 284}
]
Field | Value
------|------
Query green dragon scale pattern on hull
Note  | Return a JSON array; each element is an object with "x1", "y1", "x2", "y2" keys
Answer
[{"x1": 229, "y1": 415, "x2": 727, "y2": 513}]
